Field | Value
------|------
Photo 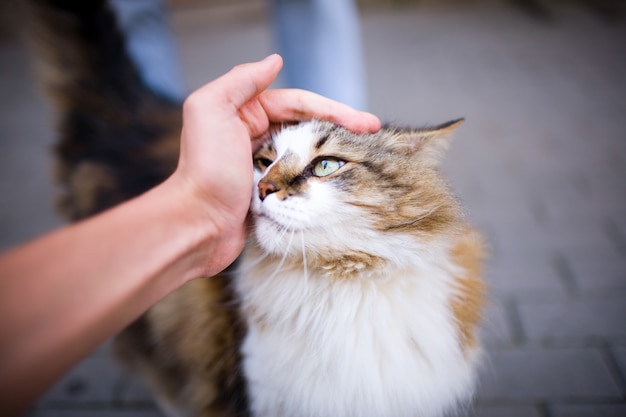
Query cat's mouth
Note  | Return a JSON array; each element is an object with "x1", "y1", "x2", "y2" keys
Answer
[
  {"x1": 252, "y1": 210, "x2": 313, "y2": 257},
  {"x1": 254, "y1": 211, "x2": 302, "y2": 232}
]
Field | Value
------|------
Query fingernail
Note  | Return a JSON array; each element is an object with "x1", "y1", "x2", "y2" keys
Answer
[{"x1": 263, "y1": 53, "x2": 280, "y2": 62}]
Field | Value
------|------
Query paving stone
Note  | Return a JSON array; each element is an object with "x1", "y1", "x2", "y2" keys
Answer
[
  {"x1": 492, "y1": 217, "x2": 617, "y2": 260},
  {"x1": 555, "y1": 246, "x2": 626, "y2": 272},
  {"x1": 36, "y1": 357, "x2": 126, "y2": 404},
  {"x1": 550, "y1": 403, "x2": 626, "y2": 417},
  {"x1": 534, "y1": 167, "x2": 626, "y2": 222},
  {"x1": 453, "y1": 170, "x2": 540, "y2": 227},
  {"x1": 606, "y1": 218, "x2": 626, "y2": 254},
  {"x1": 579, "y1": 178, "x2": 626, "y2": 219},
  {"x1": 122, "y1": 376, "x2": 157, "y2": 404},
  {"x1": 486, "y1": 261, "x2": 567, "y2": 298},
  {"x1": 468, "y1": 404, "x2": 541, "y2": 417},
  {"x1": 477, "y1": 347, "x2": 622, "y2": 400},
  {"x1": 480, "y1": 299, "x2": 515, "y2": 346},
  {"x1": 611, "y1": 218, "x2": 626, "y2": 244},
  {"x1": 564, "y1": 252, "x2": 626, "y2": 292},
  {"x1": 486, "y1": 253, "x2": 568, "y2": 297},
  {"x1": 518, "y1": 295, "x2": 626, "y2": 341},
  {"x1": 27, "y1": 410, "x2": 164, "y2": 417},
  {"x1": 93, "y1": 340, "x2": 115, "y2": 357},
  {"x1": 611, "y1": 346, "x2": 626, "y2": 387}
]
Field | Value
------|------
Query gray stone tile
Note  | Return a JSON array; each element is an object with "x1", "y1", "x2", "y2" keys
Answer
[
  {"x1": 0, "y1": 47, "x2": 62, "y2": 252},
  {"x1": 468, "y1": 404, "x2": 541, "y2": 417},
  {"x1": 122, "y1": 376, "x2": 157, "y2": 404},
  {"x1": 36, "y1": 357, "x2": 126, "y2": 404},
  {"x1": 477, "y1": 347, "x2": 622, "y2": 400},
  {"x1": 486, "y1": 257, "x2": 567, "y2": 297},
  {"x1": 492, "y1": 218, "x2": 617, "y2": 260},
  {"x1": 518, "y1": 296, "x2": 626, "y2": 341},
  {"x1": 27, "y1": 410, "x2": 164, "y2": 417},
  {"x1": 456, "y1": 173, "x2": 539, "y2": 227},
  {"x1": 612, "y1": 218, "x2": 626, "y2": 243},
  {"x1": 606, "y1": 217, "x2": 626, "y2": 254},
  {"x1": 480, "y1": 299, "x2": 515, "y2": 346},
  {"x1": 612, "y1": 346, "x2": 626, "y2": 385},
  {"x1": 564, "y1": 252, "x2": 626, "y2": 292},
  {"x1": 550, "y1": 403, "x2": 626, "y2": 417},
  {"x1": 536, "y1": 171, "x2": 626, "y2": 222},
  {"x1": 93, "y1": 340, "x2": 114, "y2": 357}
]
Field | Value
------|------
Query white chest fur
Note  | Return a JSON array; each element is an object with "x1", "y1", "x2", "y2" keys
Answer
[{"x1": 236, "y1": 253, "x2": 480, "y2": 417}]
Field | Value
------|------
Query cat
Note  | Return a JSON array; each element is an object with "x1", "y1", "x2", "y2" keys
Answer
[
  {"x1": 237, "y1": 120, "x2": 485, "y2": 417},
  {"x1": 27, "y1": 1, "x2": 486, "y2": 416}
]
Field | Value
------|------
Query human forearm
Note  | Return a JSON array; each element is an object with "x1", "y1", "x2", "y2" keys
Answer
[{"x1": 0, "y1": 176, "x2": 224, "y2": 415}]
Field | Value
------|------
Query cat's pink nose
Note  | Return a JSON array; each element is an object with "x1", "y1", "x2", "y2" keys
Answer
[{"x1": 258, "y1": 180, "x2": 279, "y2": 201}]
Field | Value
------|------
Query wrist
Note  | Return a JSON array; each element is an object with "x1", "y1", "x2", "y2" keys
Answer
[{"x1": 154, "y1": 173, "x2": 247, "y2": 282}]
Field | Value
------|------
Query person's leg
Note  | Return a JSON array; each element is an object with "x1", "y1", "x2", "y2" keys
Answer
[
  {"x1": 109, "y1": 0, "x2": 187, "y2": 102},
  {"x1": 272, "y1": 0, "x2": 367, "y2": 110}
]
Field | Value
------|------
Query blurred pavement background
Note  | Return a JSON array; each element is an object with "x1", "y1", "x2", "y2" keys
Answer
[{"x1": 1, "y1": 0, "x2": 625, "y2": 416}]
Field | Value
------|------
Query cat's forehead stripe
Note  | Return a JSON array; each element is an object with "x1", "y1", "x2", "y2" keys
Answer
[
  {"x1": 275, "y1": 122, "x2": 319, "y2": 162},
  {"x1": 314, "y1": 134, "x2": 331, "y2": 150},
  {"x1": 314, "y1": 125, "x2": 339, "y2": 149}
]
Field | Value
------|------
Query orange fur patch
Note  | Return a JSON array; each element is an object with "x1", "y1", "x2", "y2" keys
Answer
[
  {"x1": 317, "y1": 251, "x2": 387, "y2": 279},
  {"x1": 450, "y1": 228, "x2": 486, "y2": 351}
]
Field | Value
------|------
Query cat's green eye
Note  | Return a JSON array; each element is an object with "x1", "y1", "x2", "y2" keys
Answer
[{"x1": 312, "y1": 158, "x2": 345, "y2": 177}]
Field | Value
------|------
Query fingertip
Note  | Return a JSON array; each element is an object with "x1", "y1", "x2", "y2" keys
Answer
[
  {"x1": 260, "y1": 53, "x2": 283, "y2": 76},
  {"x1": 263, "y1": 53, "x2": 283, "y2": 64},
  {"x1": 209, "y1": 55, "x2": 284, "y2": 109},
  {"x1": 349, "y1": 111, "x2": 381, "y2": 134},
  {"x1": 364, "y1": 112, "x2": 382, "y2": 132}
]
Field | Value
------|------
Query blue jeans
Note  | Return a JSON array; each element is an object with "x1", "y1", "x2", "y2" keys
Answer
[
  {"x1": 110, "y1": 0, "x2": 367, "y2": 109},
  {"x1": 109, "y1": 0, "x2": 187, "y2": 102},
  {"x1": 272, "y1": 0, "x2": 367, "y2": 110}
]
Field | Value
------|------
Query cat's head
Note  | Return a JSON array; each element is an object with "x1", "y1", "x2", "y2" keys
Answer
[{"x1": 250, "y1": 120, "x2": 464, "y2": 268}]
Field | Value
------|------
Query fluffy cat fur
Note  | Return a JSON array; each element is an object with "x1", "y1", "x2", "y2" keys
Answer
[
  {"x1": 239, "y1": 120, "x2": 485, "y2": 417},
  {"x1": 27, "y1": 1, "x2": 485, "y2": 416}
]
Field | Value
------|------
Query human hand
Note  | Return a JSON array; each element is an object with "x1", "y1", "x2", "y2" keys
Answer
[{"x1": 167, "y1": 54, "x2": 381, "y2": 278}]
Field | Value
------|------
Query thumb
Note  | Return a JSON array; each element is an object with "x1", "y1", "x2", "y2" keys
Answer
[{"x1": 200, "y1": 54, "x2": 284, "y2": 109}]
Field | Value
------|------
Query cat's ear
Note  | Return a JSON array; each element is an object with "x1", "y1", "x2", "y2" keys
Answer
[{"x1": 396, "y1": 118, "x2": 464, "y2": 166}]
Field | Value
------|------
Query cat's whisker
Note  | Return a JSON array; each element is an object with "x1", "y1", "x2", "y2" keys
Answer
[
  {"x1": 300, "y1": 230, "x2": 308, "y2": 288},
  {"x1": 242, "y1": 229, "x2": 296, "y2": 309},
  {"x1": 276, "y1": 224, "x2": 293, "y2": 246},
  {"x1": 227, "y1": 217, "x2": 295, "y2": 279},
  {"x1": 267, "y1": 229, "x2": 295, "y2": 282},
  {"x1": 388, "y1": 205, "x2": 444, "y2": 230}
]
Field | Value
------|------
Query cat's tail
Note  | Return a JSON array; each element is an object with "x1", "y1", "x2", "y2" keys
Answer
[{"x1": 26, "y1": 0, "x2": 182, "y2": 220}]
